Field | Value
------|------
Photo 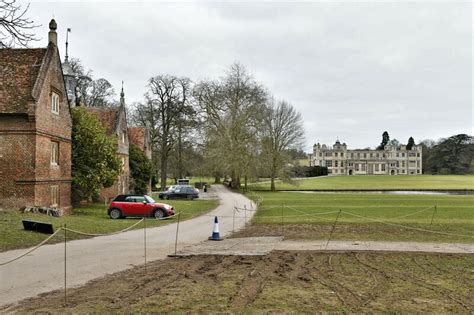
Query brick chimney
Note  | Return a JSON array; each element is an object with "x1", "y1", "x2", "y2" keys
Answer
[{"x1": 48, "y1": 19, "x2": 57, "y2": 45}]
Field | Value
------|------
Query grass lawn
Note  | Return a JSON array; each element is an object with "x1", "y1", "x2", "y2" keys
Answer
[
  {"x1": 0, "y1": 199, "x2": 218, "y2": 252},
  {"x1": 249, "y1": 175, "x2": 474, "y2": 190},
  {"x1": 238, "y1": 191, "x2": 474, "y2": 243}
]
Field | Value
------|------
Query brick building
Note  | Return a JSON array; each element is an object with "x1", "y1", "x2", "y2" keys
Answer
[
  {"x1": 85, "y1": 87, "x2": 129, "y2": 201},
  {"x1": 128, "y1": 126, "x2": 152, "y2": 193},
  {"x1": 310, "y1": 140, "x2": 423, "y2": 175},
  {"x1": 0, "y1": 20, "x2": 72, "y2": 210}
]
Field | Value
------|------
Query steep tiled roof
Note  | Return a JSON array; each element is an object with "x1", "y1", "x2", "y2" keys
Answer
[
  {"x1": 0, "y1": 48, "x2": 47, "y2": 114},
  {"x1": 128, "y1": 127, "x2": 146, "y2": 151},
  {"x1": 85, "y1": 107, "x2": 119, "y2": 136}
]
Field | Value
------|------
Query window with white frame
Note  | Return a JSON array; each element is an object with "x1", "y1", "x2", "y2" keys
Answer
[
  {"x1": 51, "y1": 92, "x2": 59, "y2": 114},
  {"x1": 51, "y1": 141, "x2": 59, "y2": 165},
  {"x1": 51, "y1": 185, "x2": 59, "y2": 207}
]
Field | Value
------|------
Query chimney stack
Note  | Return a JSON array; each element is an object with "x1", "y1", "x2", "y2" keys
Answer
[{"x1": 48, "y1": 19, "x2": 57, "y2": 46}]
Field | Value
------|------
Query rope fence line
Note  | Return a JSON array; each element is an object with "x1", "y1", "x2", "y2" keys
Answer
[
  {"x1": 0, "y1": 228, "x2": 64, "y2": 266},
  {"x1": 0, "y1": 212, "x2": 185, "y2": 266},
  {"x1": 340, "y1": 211, "x2": 473, "y2": 238}
]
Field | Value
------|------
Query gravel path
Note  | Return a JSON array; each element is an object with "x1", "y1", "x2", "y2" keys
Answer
[{"x1": 0, "y1": 185, "x2": 255, "y2": 306}]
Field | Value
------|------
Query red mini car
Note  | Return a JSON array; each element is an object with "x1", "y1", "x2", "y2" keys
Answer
[{"x1": 108, "y1": 195, "x2": 174, "y2": 219}]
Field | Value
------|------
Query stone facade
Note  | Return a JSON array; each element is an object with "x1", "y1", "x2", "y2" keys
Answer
[
  {"x1": 310, "y1": 140, "x2": 423, "y2": 175},
  {"x1": 0, "y1": 20, "x2": 72, "y2": 210}
]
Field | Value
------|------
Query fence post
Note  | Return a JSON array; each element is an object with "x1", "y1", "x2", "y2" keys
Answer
[
  {"x1": 233, "y1": 206, "x2": 236, "y2": 236},
  {"x1": 244, "y1": 205, "x2": 247, "y2": 226},
  {"x1": 429, "y1": 205, "x2": 437, "y2": 230},
  {"x1": 174, "y1": 212, "x2": 181, "y2": 255},
  {"x1": 63, "y1": 223, "x2": 67, "y2": 306},
  {"x1": 281, "y1": 205, "x2": 284, "y2": 236},
  {"x1": 325, "y1": 210, "x2": 341, "y2": 250},
  {"x1": 144, "y1": 218, "x2": 147, "y2": 272}
]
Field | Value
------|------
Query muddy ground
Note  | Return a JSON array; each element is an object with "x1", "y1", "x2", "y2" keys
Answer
[{"x1": 2, "y1": 251, "x2": 473, "y2": 314}]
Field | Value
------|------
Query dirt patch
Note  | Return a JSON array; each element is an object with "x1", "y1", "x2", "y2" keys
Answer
[{"x1": 2, "y1": 251, "x2": 472, "y2": 314}]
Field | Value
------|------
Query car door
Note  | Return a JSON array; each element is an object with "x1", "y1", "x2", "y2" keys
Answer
[
  {"x1": 124, "y1": 196, "x2": 145, "y2": 216},
  {"x1": 133, "y1": 196, "x2": 149, "y2": 216}
]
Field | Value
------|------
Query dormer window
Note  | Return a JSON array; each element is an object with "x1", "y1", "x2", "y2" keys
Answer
[{"x1": 51, "y1": 92, "x2": 59, "y2": 114}]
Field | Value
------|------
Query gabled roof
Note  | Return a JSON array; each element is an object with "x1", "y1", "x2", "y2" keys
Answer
[
  {"x1": 128, "y1": 127, "x2": 146, "y2": 150},
  {"x1": 85, "y1": 107, "x2": 120, "y2": 136},
  {"x1": 0, "y1": 48, "x2": 47, "y2": 114}
]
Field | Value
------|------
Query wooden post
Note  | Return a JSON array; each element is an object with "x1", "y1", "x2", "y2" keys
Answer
[
  {"x1": 429, "y1": 205, "x2": 438, "y2": 230},
  {"x1": 174, "y1": 212, "x2": 181, "y2": 255},
  {"x1": 325, "y1": 210, "x2": 341, "y2": 250},
  {"x1": 144, "y1": 218, "x2": 147, "y2": 272},
  {"x1": 63, "y1": 224, "x2": 67, "y2": 306}
]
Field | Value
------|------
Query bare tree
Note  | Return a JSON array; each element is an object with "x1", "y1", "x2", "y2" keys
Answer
[
  {"x1": 85, "y1": 78, "x2": 115, "y2": 107},
  {"x1": 144, "y1": 75, "x2": 192, "y2": 190},
  {"x1": 0, "y1": 0, "x2": 38, "y2": 47},
  {"x1": 195, "y1": 63, "x2": 267, "y2": 189},
  {"x1": 68, "y1": 58, "x2": 93, "y2": 106},
  {"x1": 262, "y1": 99, "x2": 304, "y2": 191}
]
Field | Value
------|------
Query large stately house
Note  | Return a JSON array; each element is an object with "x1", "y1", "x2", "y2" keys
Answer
[
  {"x1": 309, "y1": 140, "x2": 423, "y2": 175},
  {"x1": 0, "y1": 20, "x2": 72, "y2": 210}
]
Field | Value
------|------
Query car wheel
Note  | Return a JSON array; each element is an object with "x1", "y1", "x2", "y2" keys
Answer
[
  {"x1": 164, "y1": 195, "x2": 169, "y2": 200},
  {"x1": 187, "y1": 195, "x2": 193, "y2": 200},
  {"x1": 154, "y1": 209, "x2": 165, "y2": 219},
  {"x1": 109, "y1": 208, "x2": 122, "y2": 219}
]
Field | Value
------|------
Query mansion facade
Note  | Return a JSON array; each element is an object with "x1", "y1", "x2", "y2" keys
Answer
[{"x1": 309, "y1": 140, "x2": 423, "y2": 175}]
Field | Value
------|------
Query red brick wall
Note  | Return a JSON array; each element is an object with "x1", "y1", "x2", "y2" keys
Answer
[{"x1": 0, "y1": 46, "x2": 72, "y2": 210}]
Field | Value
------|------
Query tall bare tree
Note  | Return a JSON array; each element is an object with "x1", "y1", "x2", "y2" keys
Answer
[
  {"x1": 144, "y1": 75, "x2": 192, "y2": 190},
  {"x1": 262, "y1": 99, "x2": 304, "y2": 191},
  {"x1": 0, "y1": 0, "x2": 38, "y2": 47},
  {"x1": 195, "y1": 63, "x2": 267, "y2": 189}
]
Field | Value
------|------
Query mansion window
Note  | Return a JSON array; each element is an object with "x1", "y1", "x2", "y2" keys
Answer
[
  {"x1": 381, "y1": 164, "x2": 386, "y2": 171},
  {"x1": 335, "y1": 152, "x2": 338, "y2": 157},
  {"x1": 375, "y1": 164, "x2": 379, "y2": 171},
  {"x1": 325, "y1": 152, "x2": 332, "y2": 157},
  {"x1": 340, "y1": 161, "x2": 344, "y2": 167},
  {"x1": 335, "y1": 160, "x2": 338, "y2": 167},
  {"x1": 363, "y1": 153, "x2": 367, "y2": 158},
  {"x1": 376, "y1": 153, "x2": 379, "y2": 158},
  {"x1": 402, "y1": 161, "x2": 405, "y2": 167},
  {"x1": 341, "y1": 152, "x2": 344, "y2": 157},
  {"x1": 51, "y1": 92, "x2": 59, "y2": 114},
  {"x1": 51, "y1": 141, "x2": 59, "y2": 165},
  {"x1": 409, "y1": 152, "x2": 416, "y2": 157},
  {"x1": 402, "y1": 153, "x2": 405, "y2": 157},
  {"x1": 50, "y1": 185, "x2": 59, "y2": 207},
  {"x1": 326, "y1": 160, "x2": 333, "y2": 167}
]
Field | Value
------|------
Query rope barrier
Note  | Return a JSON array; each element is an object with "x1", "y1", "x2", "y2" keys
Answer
[
  {"x1": 387, "y1": 206, "x2": 434, "y2": 220},
  {"x1": 341, "y1": 211, "x2": 474, "y2": 238},
  {"x1": 0, "y1": 228, "x2": 64, "y2": 266},
  {"x1": 64, "y1": 218, "x2": 145, "y2": 236}
]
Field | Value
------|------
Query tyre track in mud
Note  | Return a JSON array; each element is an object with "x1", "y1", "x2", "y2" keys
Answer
[{"x1": 355, "y1": 253, "x2": 473, "y2": 312}]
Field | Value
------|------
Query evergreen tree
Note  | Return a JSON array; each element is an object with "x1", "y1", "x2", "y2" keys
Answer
[
  {"x1": 377, "y1": 131, "x2": 390, "y2": 150},
  {"x1": 407, "y1": 137, "x2": 415, "y2": 150},
  {"x1": 129, "y1": 144, "x2": 153, "y2": 194},
  {"x1": 71, "y1": 107, "x2": 122, "y2": 202}
]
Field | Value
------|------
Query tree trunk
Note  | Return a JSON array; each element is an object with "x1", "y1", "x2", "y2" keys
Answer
[
  {"x1": 160, "y1": 153, "x2": 167, "y2": 191},
  {"x1": 270, "y1": 156, "x2": 277, "y2": 192},
  {"x1": 244, "y1": 176, "x2": 248, "y2": 192}
]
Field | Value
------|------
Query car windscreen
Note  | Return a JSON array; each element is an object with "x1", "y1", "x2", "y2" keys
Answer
[{"x1": 145, "y1": 195, "x2": 156, "y2": 203}]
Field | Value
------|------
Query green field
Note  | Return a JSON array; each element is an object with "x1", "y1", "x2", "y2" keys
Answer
[
  {"x1": 0, "y1": 199, "x2": 218, "y2": 252},
  {"x1": 250, "y1": 175, "x2": 474, "y2": 190},
  {"x1": 239, "y1": 191, "x2": 474, "y2": 243}
]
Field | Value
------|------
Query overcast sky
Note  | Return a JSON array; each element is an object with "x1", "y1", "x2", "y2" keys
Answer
[{"x1": 24, "y1": 1, "x2": 472, "y2": 151}]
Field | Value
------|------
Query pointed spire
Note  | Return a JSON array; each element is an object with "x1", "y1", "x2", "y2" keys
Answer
[{"x1": 120, "y1": 81, "x2": 125, "y2": 107}]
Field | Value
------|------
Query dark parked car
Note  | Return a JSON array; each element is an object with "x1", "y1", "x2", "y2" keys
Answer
[
  {"x1": 158, "y1": 186, "x2": 199, "y2": 200},
  {"x1": 108, "y1": 195, "x2": 174, "y2": 219}
]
